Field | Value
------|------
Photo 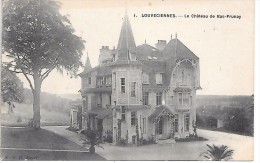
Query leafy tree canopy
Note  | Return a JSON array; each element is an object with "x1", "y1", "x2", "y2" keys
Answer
[
  {"x1": 2, "y1": 0, "x2": 85, "y2": 89},
  {"x1": 1, "y1": 64, "x2": 24, "y2": 103},
  {"x1": 2, "y1": 0, "x2": 85, "y2": 128}
]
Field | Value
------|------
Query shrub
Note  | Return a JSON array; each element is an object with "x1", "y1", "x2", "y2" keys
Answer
[
  {"x1": 119, "y1": 138, "x2": 127, "y2": 146},
  {"x1": 79, "y1": 129, "x2": 104, "y2": 154},
  {"x1": 147, "y1": 136, "x2": 156, "y2": 144}
]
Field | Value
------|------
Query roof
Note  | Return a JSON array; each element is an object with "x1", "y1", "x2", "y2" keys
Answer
[
  {"x1": 163, "y1": 38, "x2": 199, "y2": 60},
  {"x1": 83, "y1": 55, "x2": 92, "y2": 72},
  {"x1": 80, "y1": 63, "x2": 112, "y2": 77},
  {"x1": 135, "y1": 44, "x2": 163, "y2": 61},
  {"x1": 140, "y1": 59, "x2": 176, "y2": 91},
  {"x1": 149, "y1": 105, "x2": 174, "y2": 120},
  {"x1": 173, "y1": 87, "x2": 192, "y2": 92},
  {"x1": 117, "y1": 14, "x2": 136, "y2": 61},
  {"x1": 88, "y1": 108, "x2": 112, "y2": 119},
  {"x1": 81, "y1": 87, "x2": 112, "y2": 94},
  {"x1": 111, "y1": 105, "x2": 151, "y2": 111},
  {"x1": 96, "y1": 65, "x2": 112, "y2": 77}
]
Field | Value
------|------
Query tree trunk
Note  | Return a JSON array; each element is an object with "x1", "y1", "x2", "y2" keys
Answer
[{"x1": 33, "y1": 73, "x2": 41, "y2": 129}]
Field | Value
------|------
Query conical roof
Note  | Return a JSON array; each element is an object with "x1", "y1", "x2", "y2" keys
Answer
[
  {"x1": 84, "y1": 54, "x2": 92, "y2": 72},
  {"x1": 116, "y1": 14, "x2": 136, "y2": 61}
]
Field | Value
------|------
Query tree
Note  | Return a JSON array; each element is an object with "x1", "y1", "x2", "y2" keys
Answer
[
  {"x1": 200, "y1": 144, "x2": 234, "y2": 161},
  {"x1": 1, "y1": 64, "x2": 24, "y2": 104},
  {"x1": 2, "y1": 0, "x2": 85, "y2": 128}
]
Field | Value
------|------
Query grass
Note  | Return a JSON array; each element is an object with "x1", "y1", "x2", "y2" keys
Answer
[
  {"x1": 1, "y1": 127, "x2": 84, "y2": 150},
  {"x1": 1, "y1": 102, "x2": 69, "y2": 126},
  {"x1": 1, "y1": 127, "x2": 105, "y2": 160}
]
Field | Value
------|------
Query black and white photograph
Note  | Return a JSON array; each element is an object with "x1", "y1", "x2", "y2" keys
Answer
[{"x1": 0, "y1": 0, "x2": 256, "y2": 161}]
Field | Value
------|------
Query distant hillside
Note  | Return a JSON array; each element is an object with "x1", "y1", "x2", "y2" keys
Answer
[
  {"x1": 57, "y1": 93, "x2": 82, "y2": 101},
  {"x1": 195, "y1": 95, "x2": 252, "y2": 108},
  {"x1": 1, "y1": 102, "x2": 70, "y2": 125},
  {"x1": 23, "y1": 89, "x2": 80, "y2": 115}
]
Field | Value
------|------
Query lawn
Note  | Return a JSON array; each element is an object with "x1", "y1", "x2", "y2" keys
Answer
[
  {"x1": 0, "y1": 127, "x2": 105, "y2": 161},
  {"x1": 1, "y1": 102, "x2": 69, "y2": 126}
]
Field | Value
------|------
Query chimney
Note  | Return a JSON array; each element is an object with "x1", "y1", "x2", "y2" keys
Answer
[
  {"x1": 99, "y1": 46, "x2": 113, "y2": 65},
  {"x1": 155, "y1": 40, "x2": 167, "y2": 51}
]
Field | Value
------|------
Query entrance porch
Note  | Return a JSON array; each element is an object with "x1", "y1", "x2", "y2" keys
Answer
[{"x1": 149, "y1": 106, "x2": 175, "y2": 143}]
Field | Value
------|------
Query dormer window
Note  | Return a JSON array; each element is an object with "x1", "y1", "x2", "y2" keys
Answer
[
  {"x1": 156, "y1": 73, "x2": 163, "y2": 84},
  {"x1": 142, "y1": 73, "x2": 149, "y2": 84},
  {"x1": 129, "y1": 52, "x2": 137, "y2": 61}
]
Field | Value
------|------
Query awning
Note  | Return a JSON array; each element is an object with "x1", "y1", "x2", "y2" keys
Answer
[
  {"x1": 173, "y1": 87, "x2": 192, "y2": 92},
  {"x1": 88, "y1": 108, "x2": 112, "y2": 119},
  {"x1": 149, "y1": 105, "x2": 174, "y2": 120},
  {"x1": 81, "y1": 87, "x2": 112, "y2": 94}
]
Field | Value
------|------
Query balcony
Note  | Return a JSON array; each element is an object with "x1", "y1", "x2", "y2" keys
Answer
[
  {"x1": 173, "y1": 104, "x2": 191, "y2": 112},
  {"x1": 81, "y1": 87, "x2": 112, "y2": 95}
]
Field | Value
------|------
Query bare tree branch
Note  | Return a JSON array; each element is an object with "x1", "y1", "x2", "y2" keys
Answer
[
  {"x1": 14, "y1": 54, "x2": 35, "y2": 92},
  {"x1": 41, "y1": 66, "x2": 55, "y2": 81}
]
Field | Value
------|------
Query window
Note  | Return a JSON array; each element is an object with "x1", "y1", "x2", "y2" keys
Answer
[
  {"x1": 174, "y1": 114, "x2": 179, "y2": 133},
  {"x1": 178, "y1": 93, "x2": 182, "y2": 105},
  {"x1": 170, "y1": 96, "x2": 174, "y2": 105},
  {"x1": 121, "y1": 106, "x2": 126, "y2": 121},
  {"x1": 83, "y1": 96, "x2": 88, "y2": 111},
  {"x1": 106, "y1": 76, "x2": 112, "y2": 85},
  {"x1": 113, "y1": 73, "x2": 116, "y2": 89},
  {"x1": 121, "y1": 78, "x2": 125, "y2": 93},
  {"x1": 184, "y1": 113, "x2": 190, "y2": 132},
  {"x1": 178, "y1": 93, "x2": 191, "y2": 106},
  {"x1": 181, "y1": 70, "x2": 185, "y2": 84},
  {"x1": 131, "y1": 112, "x2": 136, "y2": 125},
  {"x1": 156, "y1": 92, "x2": 162, "y2": 105},
  {"x1": 113, "y1": 54, "x2": 116, "y2": 62},
  {"x1": 88, "y1": 77, "x2": 91, "y2": 85},
  {"x1": 183, "y1": 93, "x2": 189, "y2": 105},
  {"x1": 178, "y1": 68, "x2": 193, "y2": 86},
  {"x1": 142, "y1": 117, "x2": 146, "y2": 133},
  {"x1": 187, "y1": 74, "x2": 191, "y2": 86},
  {"x1": 156, "y1": 73, "x2": 163, "y2": 84},
  {"x1": 142, "y1": 73, "x2": 149, "y2": 84},
  {"x1": 158, "y1": 117, "x2": 163, "y2": 134},
  {"x1": 97, "y1": 78, "x2": 101, "y2": 86},
  {"x1": 131, "y1": 82, "x2": 136, "y2": 97},
  {"x1": 142, "y1": 92, "x2": 149, "y2": 105}
]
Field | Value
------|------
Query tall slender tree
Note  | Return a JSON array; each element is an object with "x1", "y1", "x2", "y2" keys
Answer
[
  {"x1": 2, "y1": 0, "x2": 85, "y2": 128},
  {"x1": 1, "y1": 64, "x2": 24, "y2": 104}
]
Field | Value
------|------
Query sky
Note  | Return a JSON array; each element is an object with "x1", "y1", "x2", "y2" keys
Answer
[{"x1": 16, "y1": 0, "x2": 254, "y2": 95}]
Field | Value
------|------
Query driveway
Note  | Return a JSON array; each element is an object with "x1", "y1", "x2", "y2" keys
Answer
[{"x1": 44, "y1": 126, "x2": 253, "y2": 161}]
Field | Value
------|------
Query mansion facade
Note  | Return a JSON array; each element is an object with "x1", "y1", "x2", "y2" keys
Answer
[{"x1": 78, "y1": 14, "x2": 201, "y2": 144}]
